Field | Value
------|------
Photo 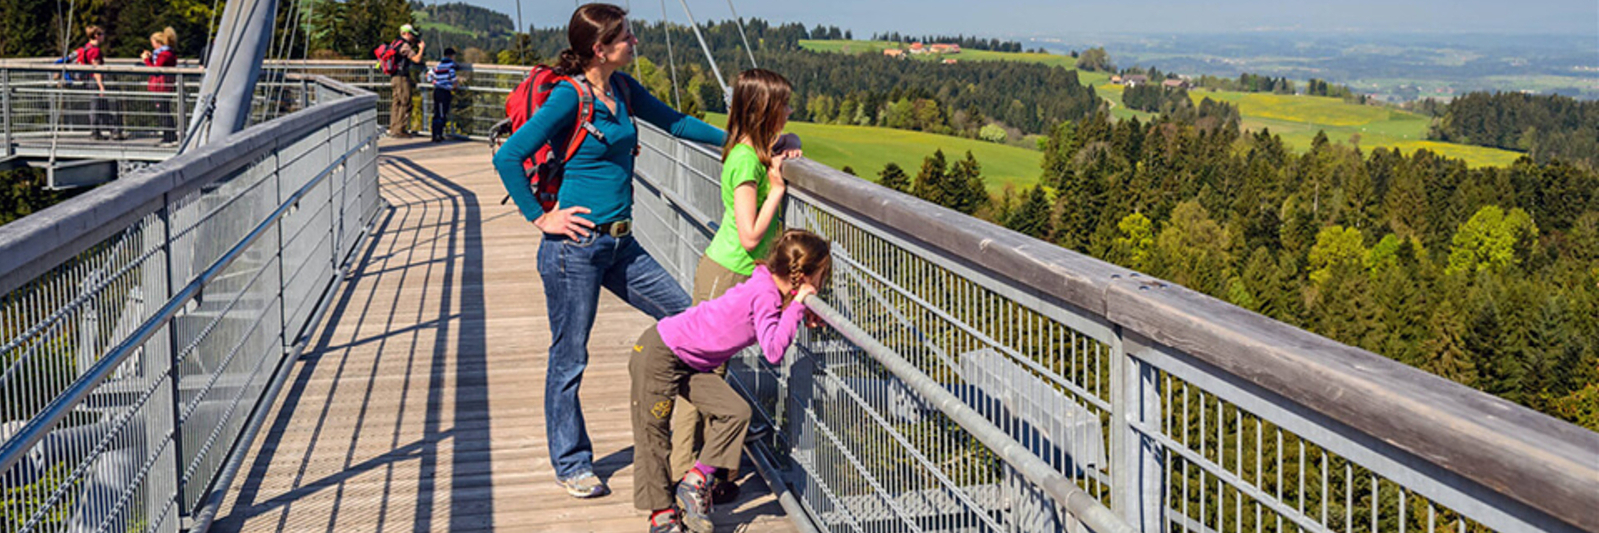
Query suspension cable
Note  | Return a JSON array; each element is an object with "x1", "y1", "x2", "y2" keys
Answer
[
  {"x1": 723, "y1": 0, "x2": 756, "y2": 69},
  {"x1": 205, "y1": 0, "x2": 223, "y2": 60},
  {"x1": 660, "y1": 0, "x2": 681, "y2": 108},
  {"x1": 626, "y1": 0, "x2": 641, "y2": 78},
  {"x1": 180, "y1": 0, "x2": 266, "y2": 152},
  {"x1": 515, "y1": 0, "x2": 524, "y2": 65},
  {"x1": 675, "y1": 0, "x2": 729, "y2": 104}
]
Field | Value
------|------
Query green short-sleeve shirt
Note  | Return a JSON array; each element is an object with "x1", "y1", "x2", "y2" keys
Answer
[{"x1": 704, "y1": 144, "x2": 779, "y2": 276}]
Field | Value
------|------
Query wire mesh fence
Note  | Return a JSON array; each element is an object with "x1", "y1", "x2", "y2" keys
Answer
[
  {"x1": 631, "y1": 120, "x2": 1598, "y2": 533},
  {"x1": 0, "y1": 77, "x2": 380, "y2": 533}
]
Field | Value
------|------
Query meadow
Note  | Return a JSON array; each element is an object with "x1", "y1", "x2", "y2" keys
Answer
[
  {"x1": 1095, "y1": 85, "x2": 1524, "y2": 167},
  {"x1": 797, "y1": 39, "x2": 1525, "y2": 168},
  {"x1": 704, "y1": 113, "x2": 1043, "y2": 191},
  {"x1": 798, "y1": 40, "x2": 1112, "y2": 85}
]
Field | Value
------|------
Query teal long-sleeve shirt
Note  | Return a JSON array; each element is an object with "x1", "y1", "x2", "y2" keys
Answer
[{"x1": 493, "y1": 72, "x2": 726, "y2": 224}]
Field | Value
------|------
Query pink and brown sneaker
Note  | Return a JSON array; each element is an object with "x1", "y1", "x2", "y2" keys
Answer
[
  {"x1": 649, "y1": 508, "x2": 684, "y2": 533},
  {"x1": 674, "y1": 469, "x2": 713, "y2": 533}
]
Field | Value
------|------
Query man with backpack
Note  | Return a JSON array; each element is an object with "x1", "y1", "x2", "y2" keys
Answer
[
  {"x1": 425, "y1": 47, "x2": 458, "y2": 142},
  {"x1": 379, "y1": 24, "x2": 425, "y2": 138}
]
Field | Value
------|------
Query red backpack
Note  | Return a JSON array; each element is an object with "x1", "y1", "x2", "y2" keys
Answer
[
  {"x1": 500, "y1": 65, "x2": 633, "y2": 211},
  {"x1": 373, "y1": 38, "x2": 407, "y2": 75}
]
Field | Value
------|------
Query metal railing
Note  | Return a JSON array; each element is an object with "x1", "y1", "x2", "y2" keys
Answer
[
  {"x1": 262, "y1": 60, "x2": 528, "y2": 139},
  {"x1": 0, "y1": 60, "x2": 337, "y2": 170},
  {"x1": 630, "y1": 122, "x2": 1599, "y2": 533},
  {"x1": 0, "y1": 59, "x2": 525, "y2": 179},
  {"x1": 0, "y1": 74, "x2": 381, "y2": 533}
]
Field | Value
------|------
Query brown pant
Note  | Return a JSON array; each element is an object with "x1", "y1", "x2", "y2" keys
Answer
[
  {"x1": 632, "y1": 326, "x2": 751, "y2": 511},
  {"x1": 389, "y1": 75, "x2": 413, "y2": 135},
  {"x1": 669, "y1": 254, "x2": 752, "y2": 479}
]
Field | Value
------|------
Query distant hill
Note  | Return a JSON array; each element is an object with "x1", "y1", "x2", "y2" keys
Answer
[
  {"x1": 799, "y1": 39, "x2": 1111, "y2": 86},
  {"x1": 411, "y1": 2, "x2": 513, "y2": 52}
]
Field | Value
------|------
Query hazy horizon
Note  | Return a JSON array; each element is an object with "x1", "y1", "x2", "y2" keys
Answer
[{"x1": 458, "y1": 0, "x2": 1599, "y2": 39}]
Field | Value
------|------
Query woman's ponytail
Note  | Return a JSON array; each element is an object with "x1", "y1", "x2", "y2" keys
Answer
[{"x1": 554, "y1": 48, "x2": 586, "y2": 75}]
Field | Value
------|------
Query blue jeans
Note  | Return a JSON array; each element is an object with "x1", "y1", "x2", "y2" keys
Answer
[{"x1": 539, "y1": 231, "x2": 691, "y2": 480}]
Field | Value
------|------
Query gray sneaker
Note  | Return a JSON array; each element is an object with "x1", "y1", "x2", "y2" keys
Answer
[
  {"x1": 675, "y1": 470, "x2": 713, "y2": 533},
  {"x1": 556, "y1": 471, "x2": 609, "y2": 498}
]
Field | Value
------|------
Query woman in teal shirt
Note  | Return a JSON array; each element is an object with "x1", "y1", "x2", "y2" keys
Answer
[{"x1": 491, "y1": 3, "x2": 725, "y2": 500}]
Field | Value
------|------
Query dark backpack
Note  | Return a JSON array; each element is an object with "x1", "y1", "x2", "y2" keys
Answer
[
  {"x1": 498, "y1": 66, "x2": 634, "y2": 211},
  {"x1": 373, "y1": 39, "x2": 408, "y2": 75}
]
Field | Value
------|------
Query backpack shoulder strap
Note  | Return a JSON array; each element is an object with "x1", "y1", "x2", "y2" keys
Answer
[{"x1": 556, "y1": 75, "x2": 598, "y2": 163}]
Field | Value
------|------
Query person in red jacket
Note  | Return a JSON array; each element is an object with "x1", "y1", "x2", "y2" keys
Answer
[
  {"x1": 79, "y1": 26, "x2": 126, "y2": 141},
  {"x1": 141, "y1": 27, "x2": 179, "y2": 144}
]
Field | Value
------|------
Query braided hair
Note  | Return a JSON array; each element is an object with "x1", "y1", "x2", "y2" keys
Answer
[{"x1": 761, "y1": 230, "x2": 832, "y2": 301}]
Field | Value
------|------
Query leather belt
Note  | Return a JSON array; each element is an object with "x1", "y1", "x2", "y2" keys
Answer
[{"x1": 595, "y1": 219, "x2": 632, "y2": 238}]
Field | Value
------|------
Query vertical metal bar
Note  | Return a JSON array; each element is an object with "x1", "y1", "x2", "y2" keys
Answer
[
  {"x1": 1111, "y1": 324, "x2": 1131, "y2": 524},
  {"x1": 161, "y1": 198, "x2": 189, "y2": 520},
  {"x1": 175, "y1": 74, "x2": 188, "y2": 145},
  {"x1": 3, "y1": 69, "x2": 12, "y2": 157}
]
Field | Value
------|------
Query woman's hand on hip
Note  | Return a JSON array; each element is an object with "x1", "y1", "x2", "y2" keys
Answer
[{"x1": 534, "y1": 206, "x2": 595, "y2": 240}]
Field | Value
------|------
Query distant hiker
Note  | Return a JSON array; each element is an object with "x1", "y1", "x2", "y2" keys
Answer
[
  {"x1": 79, "y1": 26, "x2": 124, "y2": 140},
  {"x1": 378, "y1": 24, "x2": 425, "y2": 137},
  {"x1": 631, "y1": 230, "x2": 829, "y2": 533},
  {"x1": 425, "y1": 47, "x2": 458, "y2": 142},
  {"x1": 490, "y1": 2, "x2": 726, "y2": 501},
  {"x1": 141, "y1": 27, "x2": 179, "y2": 144}
]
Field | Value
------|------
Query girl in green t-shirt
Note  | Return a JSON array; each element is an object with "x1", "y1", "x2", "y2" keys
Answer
[{"x1": 669, "y1": 68, "x2": 804, "y2": 501}]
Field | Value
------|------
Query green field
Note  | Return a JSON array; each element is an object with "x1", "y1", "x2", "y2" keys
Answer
[
  {"x1": 1096, "y1": 85, "x2": 1524, "y2": 167},
  {"x1": 705, "y1": 113, "x2": 1043, "y2": 191},
  {"x1": 799, "y1": 40, "x2": 1112, "y2": 86},
  {"x1": 798, "y1": 39, "x2": 1525, "y2": 168}
]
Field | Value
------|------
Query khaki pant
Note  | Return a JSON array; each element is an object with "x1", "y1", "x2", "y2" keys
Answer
[
  {"x1": 389, "y1": 75, "x2": 413, "y2": 136},
  {"x1": 632, "y1": 326, "x2": 751, "y2": 511},
  {"x1": 669, "y1": 254, "x2": 752, "y2": 479}
]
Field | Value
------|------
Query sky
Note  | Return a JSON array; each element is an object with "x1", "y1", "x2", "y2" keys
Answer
[{"x1": 465, "y1": 0, "x2": 1599, "y2": 38}]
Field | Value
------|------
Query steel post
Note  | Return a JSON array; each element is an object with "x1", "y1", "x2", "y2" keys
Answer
[
  {"x1": 3, "y1": 69, "x2": 13, "y2": 157},
  {"x1": 188, "y1": 0, "x2": 278, "y2": 146}
]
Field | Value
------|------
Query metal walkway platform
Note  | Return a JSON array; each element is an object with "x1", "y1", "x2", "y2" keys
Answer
[{"x1": 209, "y1": 139, "x2": 796, "y2": 532}]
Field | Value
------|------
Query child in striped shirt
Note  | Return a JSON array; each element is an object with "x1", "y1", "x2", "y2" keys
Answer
[{"x1": 425, "y1": 47, "x2": 458, "y2": 142}]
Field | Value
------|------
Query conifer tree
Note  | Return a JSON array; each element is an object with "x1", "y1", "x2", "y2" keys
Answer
[
  {"x1": 1005, "y1": 186, "x2": 1053, "y2": 240},
  {"x1": 1421, "y1": 305, "x2": 1478, "y2": 387},
  {"x1": 913, "y1": 149, "x2": 948, "y2": 207},
  {"x1": 878, "y1": 162, "x2": 911, "y2": 193}
]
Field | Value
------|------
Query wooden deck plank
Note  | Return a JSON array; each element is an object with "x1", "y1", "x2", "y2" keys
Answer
[{"x1": 212, "y1": 138, "x2": 795, "y2": 533}]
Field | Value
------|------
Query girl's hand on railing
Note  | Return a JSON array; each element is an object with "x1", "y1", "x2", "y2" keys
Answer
[
  {"x1": 774, "y1": 132, "x2": 803, "y2": 160},
  {"x1": 534, "y1": 205, "x2": 595, "y2": 240},
  {"x1": 794, "y1": 283, "x2": 817, "y2": 305},
  {"x1": 768, "y1": 153, "x2": 788, "y2": 191},
  {"x1": 803, "y1": 309, "x2": 823, "y2": 328}
]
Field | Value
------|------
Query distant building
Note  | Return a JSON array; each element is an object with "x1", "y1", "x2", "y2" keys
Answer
[
  {"x1": 942, "y1": 58, "x2": 959, "y2": 64},
  {"x1": 1162, "y1": 78, "x2": 1188, "y2": 89},
  {"x1": 1122, "y1": 74, "x2": 1149, "y2": 87},
  {"x1": 929, "y1": 43, "x2": 962, "y2": 54},
  {"x1": 1110, "y1": 75, "x2": 1123, "y2": 84},
  {"x1": 909, "y1": 42, "x2": 925, "y2": 54},
  {"x1": 884, "y1": 49, "x2": 905, "y2": 58}
]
